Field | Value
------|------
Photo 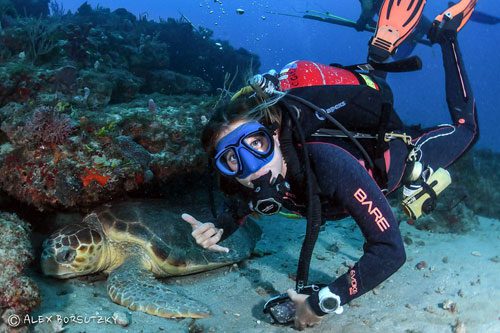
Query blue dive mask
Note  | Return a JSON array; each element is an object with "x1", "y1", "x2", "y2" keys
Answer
[{"x1": 214, "y1": 121, "x2": 275, "y2": 178}]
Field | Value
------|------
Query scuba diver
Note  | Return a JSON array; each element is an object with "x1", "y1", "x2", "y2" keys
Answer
[{"x1": 183, "y1": 0, "x2": 479, "y2": 329}]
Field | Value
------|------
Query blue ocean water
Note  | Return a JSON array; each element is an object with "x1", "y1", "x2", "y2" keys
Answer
[{"x1": 61, "y1": 0, "x2": 499, "y2": 152}]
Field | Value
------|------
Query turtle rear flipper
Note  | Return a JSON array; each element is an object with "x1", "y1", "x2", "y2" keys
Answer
[{"x1": 107, "y1": 256, "x2": 211, "y2": 318}]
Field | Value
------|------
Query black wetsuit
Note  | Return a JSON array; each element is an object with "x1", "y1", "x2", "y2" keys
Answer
[{"x1": 215, "y1": 33, "x2": 478, "y2": 315}]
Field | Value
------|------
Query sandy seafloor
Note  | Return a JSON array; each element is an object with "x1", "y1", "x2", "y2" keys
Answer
[{"x1": 29, "y1": 211, "x2": 499, "y2": 333}]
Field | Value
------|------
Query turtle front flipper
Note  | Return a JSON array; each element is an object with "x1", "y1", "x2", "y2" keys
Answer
[{"x1": 107, "y1": 256, "x2": 211, "y2": 318}]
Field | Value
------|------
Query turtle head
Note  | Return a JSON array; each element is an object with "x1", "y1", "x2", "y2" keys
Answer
[{"x1": 41, "y1": 221, "x2": 106, "y2": 278}]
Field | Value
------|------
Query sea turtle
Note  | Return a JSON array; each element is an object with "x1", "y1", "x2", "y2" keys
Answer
[{"x1": 41, "y1": 200, "x2": 261, "y2": 318}]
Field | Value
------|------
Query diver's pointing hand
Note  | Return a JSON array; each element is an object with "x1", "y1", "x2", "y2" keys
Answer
[
  {"x1": 181, "y1": 213, "x2": 230, "y2": 253},
  {"x1": 182, "y1": 213, "x2": 202, "y2": 228}
]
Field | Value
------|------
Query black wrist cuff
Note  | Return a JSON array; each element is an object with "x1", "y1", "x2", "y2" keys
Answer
[{"x1": 307, "y1": 292, "x2": 328, "y2": 317}]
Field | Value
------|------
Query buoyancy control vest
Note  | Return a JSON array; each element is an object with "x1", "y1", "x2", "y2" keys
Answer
[{"x1": 276, "y1": 60, "x2": 404, "y2": 185}]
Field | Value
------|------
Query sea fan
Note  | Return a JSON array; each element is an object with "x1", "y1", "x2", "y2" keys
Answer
[{"x1": 25, "y1": 106, "x2": 75, "y2": 145}]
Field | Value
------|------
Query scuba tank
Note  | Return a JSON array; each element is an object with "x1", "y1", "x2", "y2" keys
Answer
[{"x1": 276, "y1": 60, "x2": 404, "y2": 138}]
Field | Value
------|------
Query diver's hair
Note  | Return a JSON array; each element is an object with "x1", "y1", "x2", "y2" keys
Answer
[
  {"x1": 246, "y1": 90, "x2": 286, "y2": 123},
  {"x1": 201, "y1": 86, "x2": 283, "y2": 157}
]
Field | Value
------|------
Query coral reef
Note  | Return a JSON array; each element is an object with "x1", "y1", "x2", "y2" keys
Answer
[
  {"x1": 0, "y1": 3, "x2": 259, "y2": 107},
  {"x1": 0, "y1": 212, "x2": 40, "y2": 331},
  {"x1": 0, "y1": 1, "x2": 258, "y2": 211},
  {"x1": 0, "y1": 94, "x2": 215, "y2": 210}
]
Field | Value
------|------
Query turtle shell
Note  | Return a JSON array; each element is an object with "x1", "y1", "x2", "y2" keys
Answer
[{"x1": 94, "y1": 200, "x2": 260, "y2": 276}]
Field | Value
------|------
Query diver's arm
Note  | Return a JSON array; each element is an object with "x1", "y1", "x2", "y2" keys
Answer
[
  {"x1": 214, "y1": 196, "x2": 252, "y2": 242},
  {"x1": 214, "y1": 211, "x2": 246, "y2": 242},
  {"x1": 306, "y1": 143, "x2": 406, "y2": 315}
]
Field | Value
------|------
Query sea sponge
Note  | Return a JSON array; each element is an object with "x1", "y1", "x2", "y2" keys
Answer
[{"x1": 0, "y1": 212, "x2": 40, "y2": 321}]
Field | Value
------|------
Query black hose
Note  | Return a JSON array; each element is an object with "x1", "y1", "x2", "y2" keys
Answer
[
  {"x1": 285, "y1": 104, "x2": 323, "y2": 291},
  {"x1": 279, "y1": 104, "x2": 305, "y2": 185},
  {"x1": 283, "y1": 93, "x2": 375, "y2": 170}
]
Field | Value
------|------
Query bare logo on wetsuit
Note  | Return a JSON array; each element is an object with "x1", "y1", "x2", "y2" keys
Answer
[
  {"x1": 315, "y1": 101, "x2": 346, "y2": 121},
  {"x1": 353, "y1": 188, "x2": 390, "y2": 232},
  {"x1": 348, "y1": 269, "x2": 358, "y2": 295}
]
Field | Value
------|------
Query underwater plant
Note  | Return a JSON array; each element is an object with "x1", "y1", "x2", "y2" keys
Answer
[
  {"x1": 24, "y1": 106, "x2": 74, "y2": 145},
  {"x1": 23, "y1": 15, "x2": 56, "y2": 64}
]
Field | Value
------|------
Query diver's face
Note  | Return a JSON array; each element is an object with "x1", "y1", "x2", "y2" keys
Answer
[{"x1": 216, "y1": 120, "x2": 287, "y2": 188}]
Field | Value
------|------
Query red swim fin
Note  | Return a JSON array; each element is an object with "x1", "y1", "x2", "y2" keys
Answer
[
  {"x1": 428, "y1": 0, "x2": 477, "y2": 43},
  {"x1": 369, "y1": 0, "x2": 427, "y2": 62}
]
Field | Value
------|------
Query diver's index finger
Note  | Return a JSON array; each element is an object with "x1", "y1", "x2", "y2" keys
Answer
[{"x1": 181, "y1": 213, "x2": 202, "y2": 228}]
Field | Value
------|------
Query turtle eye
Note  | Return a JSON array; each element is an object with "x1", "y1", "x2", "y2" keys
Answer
[{"x1": 56, "y1": 249, "x2": 76, "y2": 263}]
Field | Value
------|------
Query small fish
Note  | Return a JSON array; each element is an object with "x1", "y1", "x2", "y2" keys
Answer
[
  {"x1": 215, "y1": 42, "x2": 222, "y2": 47},
  {"x1": 236, "y1": 8, "x2": 245, "y2": 15}
]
